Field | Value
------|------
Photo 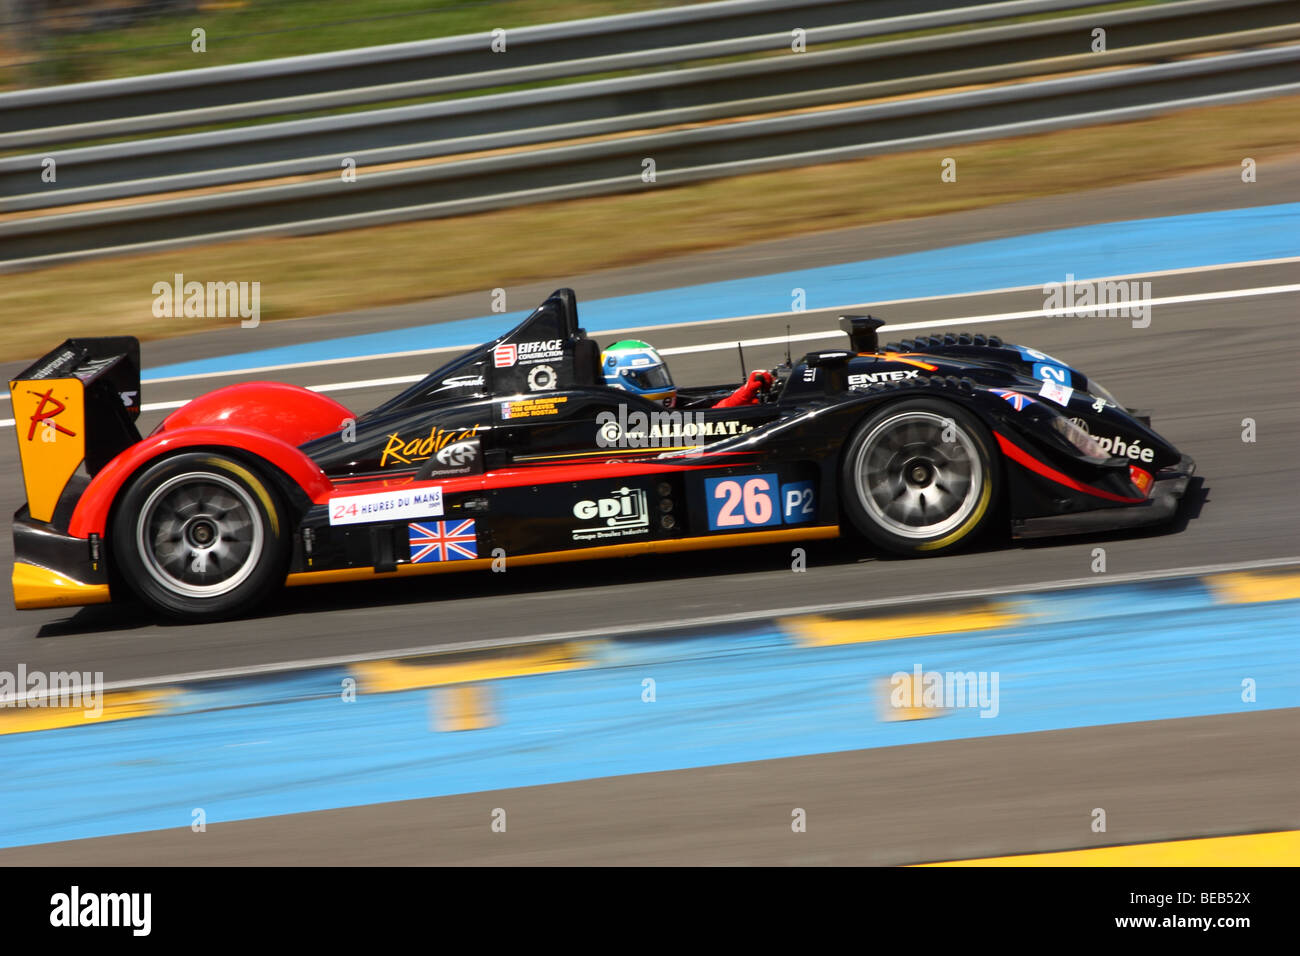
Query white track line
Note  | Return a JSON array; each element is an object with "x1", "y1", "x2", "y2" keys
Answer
[
  {"x1": 3, "y1": 280, "x2": 1298, "y2": 428},
  {"x1": 659, "y1": 282, "x2": 1300, "y2": 355},
  {"x1": 7, "y1": 554, "x2": 1297, "y2": 702},
  {"x1": 5, "y1": 257, "x2": 1296, "y2": 400}
]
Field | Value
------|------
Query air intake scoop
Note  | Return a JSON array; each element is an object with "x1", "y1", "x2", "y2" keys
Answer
[{"x1": 840, "y1": 315, "x2": 887, "y2": 353}]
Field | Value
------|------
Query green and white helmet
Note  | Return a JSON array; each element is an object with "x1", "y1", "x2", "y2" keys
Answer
[{"x1": 600, "y1": 339, "x2": 676, "y2": 406}]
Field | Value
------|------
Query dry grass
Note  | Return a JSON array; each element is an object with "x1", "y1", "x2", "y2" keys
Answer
[{"x1": 3, "y1": 92, "x2": 1297, "y2": 362}]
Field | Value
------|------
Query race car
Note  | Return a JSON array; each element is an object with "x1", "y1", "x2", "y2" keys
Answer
[{"x1": 10, "y1": 288, "x2": 1195, "y2": 621}]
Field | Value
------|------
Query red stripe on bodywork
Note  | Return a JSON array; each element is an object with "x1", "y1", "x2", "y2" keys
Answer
[{"x1": 994, "y1": 432, "x2": 1146, "y2": 504}]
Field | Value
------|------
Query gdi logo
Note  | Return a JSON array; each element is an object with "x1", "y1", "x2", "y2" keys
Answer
[{"x1": 573, "y1": 487, "x2": 648, "y2": 529}]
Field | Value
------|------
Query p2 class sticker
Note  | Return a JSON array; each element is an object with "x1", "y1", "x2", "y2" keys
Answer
[
  {"x1": 329, "y1": 487, "x2": 444, "y2": 526},
  {"x1": 1038, "y1": 379, "x2": 1074, "y2": 407},
  {"x1": 781, "y1": 480, "x2": 816, "y2": 524}
]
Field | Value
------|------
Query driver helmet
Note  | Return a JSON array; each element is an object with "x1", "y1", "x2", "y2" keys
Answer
[{"x1": 601, "y1": 339, "x2": 676, "y2": 407}]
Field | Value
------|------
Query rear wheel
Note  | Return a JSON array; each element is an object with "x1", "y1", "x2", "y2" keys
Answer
[
  {"x1": 110, "y1": 452, "x2": 288, "y2": 620},
  {"x1": 840, "y1": 398, "x2": 999, "y2": 556}
]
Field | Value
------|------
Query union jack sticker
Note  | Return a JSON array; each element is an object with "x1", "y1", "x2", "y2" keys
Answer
[
  {"x1": 409, "y1": 519, "x2": 478, "y2": 563},
  {"x1": 990, "y1": 389, "x2": 1035, "y2": 411}
]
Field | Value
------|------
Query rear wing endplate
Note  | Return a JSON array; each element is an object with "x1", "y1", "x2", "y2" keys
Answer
[{"x1": 8, "y1": 337, "x2": 141, "y2": 523}]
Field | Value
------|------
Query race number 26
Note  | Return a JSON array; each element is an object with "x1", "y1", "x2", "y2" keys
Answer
[{"x1": 705, "y1": 474, "x2": 814, "y2": 530}]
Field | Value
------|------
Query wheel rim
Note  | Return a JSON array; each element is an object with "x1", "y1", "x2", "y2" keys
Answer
[
  {"x1": 854, "y1": 411, "x2": 983, "y2": 539},
  {"x1": 135, "y1": 471, "x2": 264, "y2": 598}
]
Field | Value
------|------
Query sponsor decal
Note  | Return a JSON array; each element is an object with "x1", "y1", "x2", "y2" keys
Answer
[
  {"x1": 439, "y1": 375, "x2": 484, "y2": 389},
  {"x1": 1094, "y1": 433, "x2": 1156, "y2": 463},
  {"x1": 25, "y1": 347, "x2": 78, "y2": 381},
  {"x1": 802, "y1": 367, "x2": 817, "y2": 383},
  {"x1": 10, "y1": 379, "x2": 86, "y2": 523},
  {"x1": 1038, "y1": 379, "x2": 1074, "y2": 407},
  {"x1": 499, "y1": 396, "x2": 568, "y2": 419},
  {"x1": 1128, "y1": 464, "x2": 1153, "y2": 495},
  {"x1": 22, "y1": 387, "x2": 77, "y2": 441},
  {"x1": 1069, "y1": 417, "x2": 1090, "y2": 433},
  {"x1": 437, "y1": 440, "x2": 477, "y2": 467},
  {"x1": 990, "y1": 388, "x2": 1035, "y2": 411},
  {"x1": 572, "y1": 486, "x2": 650, "y2": 541},
  {"x1": 848, "y1": 369, "x2": 919, "y2": 388},
  {"x1": 1091, "y1": 396, "x2": 1107, "y2": 413},
  {"x1": 420, "y1": 437, "x2": 483, "y2": 478},
  {"x1": 380, "y1": 425, "x2": 480, "y2": 468},
  {"x1": 409, "y1": 519, "x2": 477, "y2": 562},
  {"x1": 330, "y1": 487, "x2": 443, "y2": 526},
  {"x1": 527, "y1": 364, "x2": 557, "y2": 391},
  {"x1": 493, "y1": 343, "x2": 517, "y2": 368},
  {"x1": 596, "y1": 406, "x2": 754, "y2": 449},
  {"x1": 516, "y1": 339, "x2": 565, "y2": 365}
]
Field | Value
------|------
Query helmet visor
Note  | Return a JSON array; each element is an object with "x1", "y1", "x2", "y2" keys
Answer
[{"x1": 625, "y1": 365, "x2": 672, "y2": 390}]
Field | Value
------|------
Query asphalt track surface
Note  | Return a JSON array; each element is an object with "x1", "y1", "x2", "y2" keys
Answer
[
  {"x1": 1, "y1": 161, "x2": 1298, "y2": 863},
  {"x1": 4, "y1": 709, "x2": 1295, "y2": 865}
]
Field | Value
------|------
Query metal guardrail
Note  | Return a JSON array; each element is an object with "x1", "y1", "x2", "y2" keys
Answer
[
  {"x1": 1, "y1": 0, "x2": 1297, "y2": 270},
  {"x1": 1, "y1": 0, "x2": 1009, "y2": 143},
  {"x1": 5, "y1": 0, "x2": 1295, "y2": 211}
]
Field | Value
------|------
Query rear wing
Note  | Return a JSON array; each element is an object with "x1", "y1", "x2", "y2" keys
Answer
[{"x1": 8, "y1": 338, "x2": 141, "y2": 524}]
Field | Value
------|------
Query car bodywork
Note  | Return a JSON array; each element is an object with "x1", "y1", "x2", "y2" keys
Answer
[{"x1": 10, "y1": 288, "x2": 1194, "y2": 616}]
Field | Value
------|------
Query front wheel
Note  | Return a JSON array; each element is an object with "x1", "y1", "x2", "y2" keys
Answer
[
  {"x1": 840, "y1": 398, "x2": 1000, "y2": 556},
  {"x1": 110, "y1": 452, "x2": 289, "y2": 621}
]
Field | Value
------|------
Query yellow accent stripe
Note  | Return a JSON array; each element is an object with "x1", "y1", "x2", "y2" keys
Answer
[
  {"x1": 287, "y1": 526, "x2": 839, "y2": 587},
  {"x1": 919, "y1": 830, "x2": 1300, "y2": 866},
  {"x1": 12, "y1": 561, "x2": 111, "y2": 610},
  {"x1": 1207, "y1": 570, "x2": 1300, "y2": 605},
  {"x1": 434, "y1": 684, "x2": 495, "y2": 732},
  {"x1": 351, "y1": 641, "x2": 592, "y2": 693},
  {"x1": 916, "y1": 468, "x2": 993, "y2": 552},
  {"x1": 783, "y1": 603, "x2": 1021, "y2": 647},
  {"x1": 204, "y1": 457, "x2": 280, "y2": 537},
  {"x1": 0, "y1": 688, "x2": 177, "y2": 735}
]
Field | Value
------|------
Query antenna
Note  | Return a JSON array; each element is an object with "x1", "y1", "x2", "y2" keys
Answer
[
  {"x1": 785, "y1": 324, "x2": 793, "y2": 367},
  {"x1": 737, "y1": 341, "x2": 746, "y2": 381}
]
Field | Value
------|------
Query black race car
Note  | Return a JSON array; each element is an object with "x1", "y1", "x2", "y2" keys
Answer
[{"x1": 10, "y1": 288, "x2": 1194, "y2": 620}]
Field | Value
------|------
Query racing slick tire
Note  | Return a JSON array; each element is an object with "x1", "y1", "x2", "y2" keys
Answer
[
  {"x1": 840, "y1": 397, "x2": 1000, "y2": 556},
  {"x1": 110, "y1": 452, "x2": 289, "y2": 621}
]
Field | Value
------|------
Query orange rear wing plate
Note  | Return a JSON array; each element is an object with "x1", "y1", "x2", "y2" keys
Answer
[{"x1": 9, "y1": 338, "x2": 141, "y2": 524}]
